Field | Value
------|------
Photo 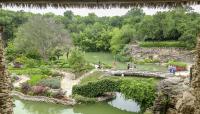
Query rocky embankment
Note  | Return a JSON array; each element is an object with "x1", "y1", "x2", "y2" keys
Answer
[
  {"x1": 130, "y1": 45, "x2": 194, "y2": 63},
  {"x1": 153, "y1": 77, "x2": 195, "y2": 114},
  {"x1": 12, "y1": 91, "x2": 76, "y2": 106}
]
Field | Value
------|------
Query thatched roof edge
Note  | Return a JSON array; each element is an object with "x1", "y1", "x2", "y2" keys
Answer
[{"x1": 0, "y1": 0, "x2": 200, "y2": 8}]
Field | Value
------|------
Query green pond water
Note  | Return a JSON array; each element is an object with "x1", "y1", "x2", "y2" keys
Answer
[{"x1": 14, "y1": 93, "x2": 140, "y2": 114}]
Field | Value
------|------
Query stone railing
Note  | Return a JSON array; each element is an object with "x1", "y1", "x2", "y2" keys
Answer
[
  {"x1": 12, "y1": 91, "x2": 76, "y2": 106},
  {"x1": 102, "y1": 69, "x2": 173, "y2": 79}
]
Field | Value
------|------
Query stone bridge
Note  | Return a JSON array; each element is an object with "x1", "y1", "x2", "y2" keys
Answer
[{"x1": 101, "y1": 69, "x2": 174, "y2": 79}]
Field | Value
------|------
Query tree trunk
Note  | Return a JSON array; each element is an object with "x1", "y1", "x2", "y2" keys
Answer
[
  {"x1": 192, "y1": 34, "x2": 200, "y2": 114},
  {"x1": 0, "y1": 27, "x2": 13, "y2": 114}
]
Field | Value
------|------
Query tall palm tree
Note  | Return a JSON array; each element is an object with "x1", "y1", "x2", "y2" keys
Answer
[
  {"x1": 0, "y1": 26, "x2": 13, "y2": 114},
  {"x1": 192, "y1": 34, "x2": 200, "y2": 113}
]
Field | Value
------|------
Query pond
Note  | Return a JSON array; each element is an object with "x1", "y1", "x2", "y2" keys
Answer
[
  {"x1": 83, "y1": 52, "x2": 168, "y2": 72},
  {"x1": 14, "y1": 93, "x2": 140, "y2": 114}
]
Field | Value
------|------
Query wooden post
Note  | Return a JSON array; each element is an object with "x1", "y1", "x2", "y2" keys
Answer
[{"x1": 0, "y1": 26, "x2": 13, "y2": 114}]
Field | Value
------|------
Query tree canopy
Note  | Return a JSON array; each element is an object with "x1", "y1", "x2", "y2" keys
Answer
[
  {"x1": 1, "y1": 7, "x2": 200, "y2": 57},
  {"x1": 13, "y1": 15, "x2": 71, "y2": 60}
]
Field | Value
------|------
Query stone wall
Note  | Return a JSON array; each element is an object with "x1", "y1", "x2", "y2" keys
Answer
[
  {"x1": 130, "y1": 45, "x2": 194, "y2": 63},
  {"x1": 12, "y1": 91, "x2": 76, "y2": 106}
]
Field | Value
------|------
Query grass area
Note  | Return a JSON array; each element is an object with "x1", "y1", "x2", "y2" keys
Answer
[
  {"x1": 80, "y1": 71, "x2": 103, "y2": 85},
  {"x1": 28, "y1": 75, "x2": 48, "y2": 85},
  {"x1": 80, "y1": 71, "x2": 159, "y2": 85},
  {"x1": 84, "y1": 52, "x2": 127, "y2": 69},
  {"x1": 139, "y1": 41, "x2": 186, "y2": 48},
  {"x1": 167, "y1": 60, "x2": 187, "y2": 67},
  {"x1": 8, "y1": 66, "x2": 52, "y2": 86}
]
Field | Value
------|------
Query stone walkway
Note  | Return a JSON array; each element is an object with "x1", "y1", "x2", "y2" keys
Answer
[
  {"x1": 59, "y1": 69, "x2": 96, "y2": 97},
  {"x1": 13, "y1": 75, "x2": 30, "y2": 88},
  {"x1": 101, "y1": 69, "x2": 174, "y2": 78}
]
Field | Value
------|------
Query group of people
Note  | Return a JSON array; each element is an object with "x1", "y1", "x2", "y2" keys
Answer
[{"x1": 168, "y1": 65, "x2": 177, "y2": 75}]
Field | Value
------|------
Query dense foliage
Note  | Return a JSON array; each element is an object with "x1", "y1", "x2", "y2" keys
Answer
[
  {"x1": 13, "y1": 15, "x2": 71, "y2": 60},
  {"x1": 167, "y1": 60, "x2": 187, "y2": 67},
  {"x1": 72, "y1": 79, "x2": 120, "y2": 97},
  {"x1": 38, "y1": 77, "x2": 61, "y2": 89},
  {"x1": 72, "y1": 77, "x2": 157, "y2": 111},
  {"x1": 68, "y1": 47, "x2": 87, "y2": 73},
  {"x1": 120, "y1": 79, "x2": 156, "y2": 111},
  {"x1": 2, "y1": 7, "x2": 200, "y2": 59},
  {"x1": 139, "y1": 41, "x2": 186, "y2": 48}
]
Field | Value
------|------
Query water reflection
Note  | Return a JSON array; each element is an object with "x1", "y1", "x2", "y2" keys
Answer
[
  {"x1": 14, "y1": 93, "x2": 140, "y2": 114},
  {"x1": 108, "y1": 92, "x2": 140, "y2": 112}
]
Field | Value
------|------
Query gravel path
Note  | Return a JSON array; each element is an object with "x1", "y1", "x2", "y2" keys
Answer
[
  {"x1": 60, "y1": 69, "x2": 96, "y2": 97},
  {"x1": 13, "y1": 75, "x2": 30, "y2": 88}
]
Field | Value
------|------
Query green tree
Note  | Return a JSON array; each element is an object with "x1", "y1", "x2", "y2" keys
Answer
[
  {"x1": 68, "y1": 47, "x2": 86, "y2": 73},
  {"x1": 14, "y1": 15, "x2": 71, "y2": 60}
]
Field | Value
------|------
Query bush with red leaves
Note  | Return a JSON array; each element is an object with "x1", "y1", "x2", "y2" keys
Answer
[{"x1": 32, "y1": 86, "x2": 48, "y2": 96}]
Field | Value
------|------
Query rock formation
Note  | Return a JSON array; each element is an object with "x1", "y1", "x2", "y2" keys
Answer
[
  {"x1": 153, "y1": 35, "x2": 200, "y2": 114},
  {"x1": 0, "y1": 27, "x2": 13, "y2": 114},
  {"x1": 153, "y1": 77, "x2": 191, "y2": 114},
  {"x1": 192, "y1": 34, "x2": 200, "y2": 114}
]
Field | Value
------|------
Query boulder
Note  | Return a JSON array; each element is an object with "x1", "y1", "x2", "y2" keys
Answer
[
  {"x1": 153, "y1": 77, "x2": 191, "y2": 114},
  {"x1": 176, "y1": 90, "x2": 195, "y2": 114}
]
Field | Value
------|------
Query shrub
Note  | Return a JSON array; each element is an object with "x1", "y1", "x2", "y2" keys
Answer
[
  {"x1": 38, "y1": 77, "x2": 61, "y2": 89},
  {"x1": 167, "y1": 60, "x2": 187, "y2": 67},
  {"x1": 5, "y1": 41, "x2": 19, "y2": 62},
  {"x1": 81, "y1": 63, "x2": 94, "y2": 72},
  {"x1": 102, "y1": 63, "x2": 112, "y2": 69},
  {"x1": 39, "y1": 66, "x2": 52, "y2": 76},
  {"x1": 51, "y1": 71, "x2": 64, "y2": 77},
  {"x1": 116, "y1": 45, "x2": 132, "y2": 62},
  {"x1": 15, "y1": 56, "x2": 42, "y2": 68},
  {"x1": 28, "y1": 75, "x2": 47, "y2": 86},
  {"x1": 139, "y1": 41, "x2": 186, "y2": 48},
  {"x1": 21, "y1": 82, "x2": 31, "y2": 94},
  {"x1": 52, "y1": 89, "x2": 65, "y2": 99},
  {"x1": 73, "y1": 94, "x2": 96, "y2": 103},
  {"x1": 72, "y1": 79, "x2": 120, "y2": 97},
  {"x1": 120, "y1": 79, "x2": 156, "y2": 111},
  {"x1": 134, "y1": 58, "x2": 160, "y2": 64},
  {"x1": 68, "y1": 47, "x2": 86, "y2": 73},
  {"x1": 25, "y1": 50, "x2": 42, "y2": 60},
  {"x1": 116, "y1": 54, "x2": 131, "y2": 62},
  {"x1": 32, "y1": 86, "x2": 48, "y2": 96}
]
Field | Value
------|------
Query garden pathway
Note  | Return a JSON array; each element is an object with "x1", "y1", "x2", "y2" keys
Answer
[
  {"x1": 60, "y1": 69, "x2": 96, "y2": 97},
  {"x1": 13, "y1": 75, "x2": 30, "y2": 88}
]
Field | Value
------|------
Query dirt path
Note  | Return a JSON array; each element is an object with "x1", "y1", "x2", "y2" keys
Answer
[
  {"x1": 59, "y1": 69, "x2": 96, "y2": 97},
  {"x1": 13, "y1": 75, "x2": 30, "y2": 88}
]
